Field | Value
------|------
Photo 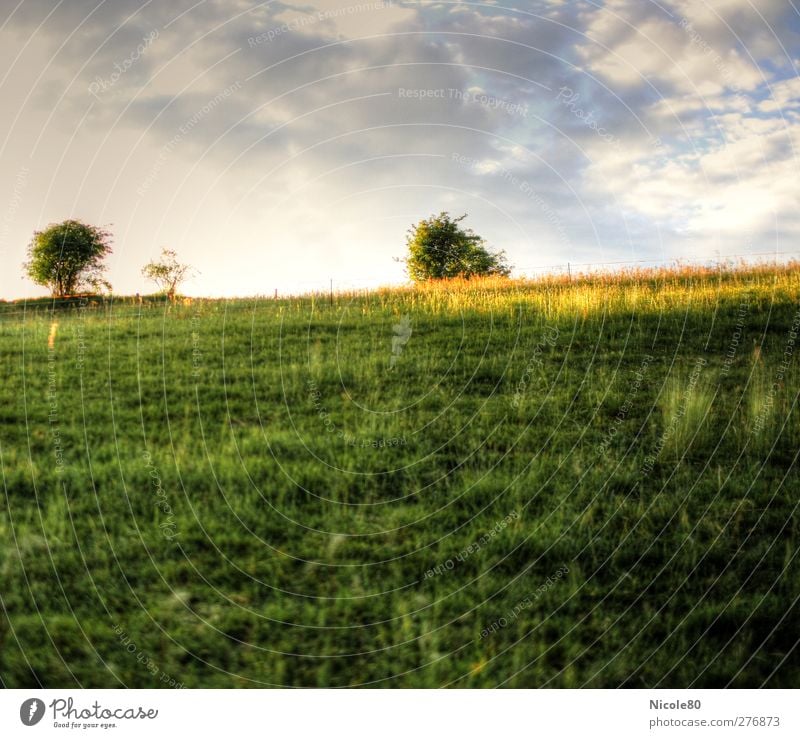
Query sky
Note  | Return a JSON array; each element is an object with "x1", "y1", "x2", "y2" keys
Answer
[{"x1": 1, "y1": 0, "x2": 799, "y2": 298}]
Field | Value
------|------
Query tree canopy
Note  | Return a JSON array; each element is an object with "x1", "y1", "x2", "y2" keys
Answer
[
  {"x1": 403, "y1": 212, "x2": 511, "y2": 282},
  {"x1": 24, "y1": 220, "x2": 113, "y2": 297},
  {"x1": 141, "y1": 248, "x2": 194, "y2": 301}
]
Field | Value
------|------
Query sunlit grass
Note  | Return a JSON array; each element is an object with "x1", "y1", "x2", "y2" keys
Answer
[{"x1": 1, "y1": 261, "x2": 798, "y2": 688}]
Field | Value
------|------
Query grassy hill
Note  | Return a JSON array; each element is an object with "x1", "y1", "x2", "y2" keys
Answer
[{"x1": 1, "y1": 264, "x2": 799, "y2": 687}]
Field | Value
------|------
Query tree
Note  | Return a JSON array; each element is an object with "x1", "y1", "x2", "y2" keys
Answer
[
  {"x1": 403, "y1": 212, "x2": 511, "y2": 282},
  {"x1": 24, "y1": 220, "x2": 113, "y2": 297},
  {"x1": 141, "y1": 248, "x2": 194, "y2": 301}
]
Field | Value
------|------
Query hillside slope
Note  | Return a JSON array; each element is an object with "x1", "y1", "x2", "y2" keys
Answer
[{"x1": 1, "y1": 265, "x2": 799, "y2": 687}]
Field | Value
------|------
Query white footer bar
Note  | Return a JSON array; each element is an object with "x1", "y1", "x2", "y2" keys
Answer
[{"x1": 1, "y1": 689, "x2": 796, "y2": 737}]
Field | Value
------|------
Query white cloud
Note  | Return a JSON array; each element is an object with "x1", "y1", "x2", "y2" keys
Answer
[
  {"x1": 578, "y1": 0, "x2": 764, "y2": 95},
  {"x1": 1, "y1": 0, "x2": 798, "y2": 298}
]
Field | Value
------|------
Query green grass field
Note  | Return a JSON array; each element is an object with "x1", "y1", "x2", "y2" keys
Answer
[{"x1": 1, "y1": 265, "x2": 799, "y2": 687}]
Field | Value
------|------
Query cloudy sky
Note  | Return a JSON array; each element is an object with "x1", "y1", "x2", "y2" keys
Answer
[{"x1": 1, "y1": 0, "x2": 799, "y2": 297}]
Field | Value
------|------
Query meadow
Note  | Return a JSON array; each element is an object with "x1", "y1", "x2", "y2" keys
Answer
[{"x1": 1, "y1": 263, "x2": 799, "y2": 687}]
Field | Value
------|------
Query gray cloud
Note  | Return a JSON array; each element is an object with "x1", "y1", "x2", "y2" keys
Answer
[{"x1": 1, "y1": 0, "x2": 798, "y2": 298}]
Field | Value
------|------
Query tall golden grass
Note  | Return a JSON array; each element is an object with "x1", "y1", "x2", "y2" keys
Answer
[{"x1": 356, "y1": 260, "x2": 800, "y2": 317}]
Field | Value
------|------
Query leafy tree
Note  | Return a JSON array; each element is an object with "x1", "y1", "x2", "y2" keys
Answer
[
  {"x1": 403, "y1": 212, "x2": 511, "y2": 282},
  {"x1": 141, "y1": 248, "x2": 194, "y2": 301},
  {"x1": 24, "y1": 220, "x2": 113, "y2": 297}
]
